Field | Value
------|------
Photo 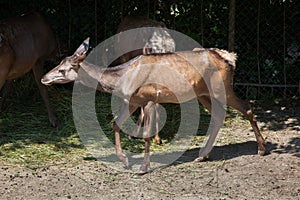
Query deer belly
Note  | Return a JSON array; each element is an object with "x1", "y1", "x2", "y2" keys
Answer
[
  {"x1": 7, "y1": 61, "x2": 35, "y2": 80},
  {"x1": 134, "y1": 83, "x2": 196, "y2": 104}
]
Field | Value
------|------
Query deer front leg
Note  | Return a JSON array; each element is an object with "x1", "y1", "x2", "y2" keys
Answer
[
  {"x1": 0, "y1": 80, "x2": 12, "y2": 111},
  {"x1": 113, "y1": 121, "x2": 129, "y2": 167},
  {"x1": 33, "y1": 61, "x2": 59, "y2": 127},
  {"x1": 0, "y1": 67, "x2": 10, "y2": 111},
  {"x1": 113, "y1": 101, "x2": 138, "y2": 168}
]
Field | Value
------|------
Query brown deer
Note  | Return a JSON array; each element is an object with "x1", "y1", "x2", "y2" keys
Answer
[
  {"x1": 112, "y1": 15, "x2": 174, "y2": 66},
  {"x1": 41, "y1": 38, "x2": 266, "y2": 172},
  {"x1": 110, "y1": 16, "x2": 175, "y2": 144},
  {"x1": 0, "y1": 12, "x2": 58, "y2": 127}
]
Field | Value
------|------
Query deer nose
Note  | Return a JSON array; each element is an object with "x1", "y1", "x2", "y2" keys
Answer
[
  {"x1": 41, "y1": 77, "x2": 46, "y2": 83},
  {"x1": 41, "y1": 77, "x2": 50, "y2": 85}
]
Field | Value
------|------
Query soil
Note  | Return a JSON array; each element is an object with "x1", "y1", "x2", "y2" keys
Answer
[{"x1": 0, "y1": 103, "x2": 299, "y2": 200}]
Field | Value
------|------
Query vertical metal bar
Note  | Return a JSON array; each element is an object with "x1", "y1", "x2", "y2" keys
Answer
[
  {"x1": 283, "y1": 3, "x2": 287, "y2": 97},
  {"x1": 94, "y1": 0, "x2": 98, "y2": 45},
  {"x1": 200, "y1": 0, "x2": 204, "y2": 46},
  {"x1": 228, "y1": 0, "x2": 236, "y2": 52},
  {"x1": 68, "y1": 0, "x2": 72, "y2": 49},
  {"x1": 256, "y1": 0, "x2": 261, "y2": 97},
  {"x1": 147, "y1": 0, "x2": 150, "y2": 19}
]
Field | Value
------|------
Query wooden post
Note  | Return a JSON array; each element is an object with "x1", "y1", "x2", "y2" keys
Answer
[{"x1": 228, "y1": 0, "x2": 236, "y2": 52}]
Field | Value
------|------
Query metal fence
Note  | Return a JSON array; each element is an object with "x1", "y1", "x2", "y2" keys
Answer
[
  {"x1": 1, "y1": 0, "x2": 299, "y2": 100},
  {"x1": 232, "y1": 0, "x2": 299, "y2": 99}
]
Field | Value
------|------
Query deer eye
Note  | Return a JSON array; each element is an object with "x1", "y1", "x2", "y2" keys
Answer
[
  {"x1": 70, "y1": 64, "x2": 79, "y2": 71},
  {"x1": 71, "y1": 63, "x2": 77, "y2": 67},
  {"x1": 58, "y1": 69, "x2": 65, "y2": 75}
]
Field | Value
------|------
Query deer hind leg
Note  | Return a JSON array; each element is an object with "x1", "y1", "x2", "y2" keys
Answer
[
  {"x1": 140, "y1": 101, "x2": 155, "y2": 172},
  {"x1": 196, "y1": 96, "x2": 226, "y2": 161},
  {"x1": 32, "y1": 60, "x2": 58, "y2": 127},
  {"x1": 130, "y1": 107, "x2": 145, "y2": 138},
  {"x1": 131, "y1": 103, "x2": 162, "y2": 145},
  {"x1": 226, "y1": 94, "x2": 266, "y2": 155},
  {"x1": 153, "y1": 103, "x2": 162, "y2": 145}
]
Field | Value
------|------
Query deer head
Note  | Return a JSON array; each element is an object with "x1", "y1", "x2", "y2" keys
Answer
[{"x1": 41, "y1": 37, "x2": 90, "y2": 85}]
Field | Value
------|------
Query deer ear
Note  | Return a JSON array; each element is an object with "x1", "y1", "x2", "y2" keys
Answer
[{"x1": 74, "y1": 37, "x2": 90, "y2": 56}]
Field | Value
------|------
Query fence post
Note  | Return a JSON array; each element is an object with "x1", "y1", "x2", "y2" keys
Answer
[{"x1": 228, "y1": 0, "x2": 236, "y2": 52}]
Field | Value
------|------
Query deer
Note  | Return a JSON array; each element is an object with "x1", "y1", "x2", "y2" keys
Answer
[
  {"x1": 111, "y1": 15, "x2": 174, "y2": 66},
  {"x1": 0, "y1": 12, "x2": 58, "y2": 127},
  {"x1": 108, "y1": 16, "x2": 176, "y2": 144},
  {"x1": 41, "y1": 38, "x2": 266, "y2": 172}
]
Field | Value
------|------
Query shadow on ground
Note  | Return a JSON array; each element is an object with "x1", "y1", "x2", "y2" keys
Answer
[
  {"x1": 92, "y1": 136, "x2": 299, "y2": 173},
  {"x1": 254, "y1": 99, "x2": 300, "y2": 132},
  {"x1": 175, "y1": 136, "x2": 300, "y2": 164}
]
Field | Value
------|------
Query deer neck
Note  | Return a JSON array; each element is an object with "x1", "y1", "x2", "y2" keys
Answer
[{"x1": 79, "y1": 60, "x2": 130, "y2": 94}]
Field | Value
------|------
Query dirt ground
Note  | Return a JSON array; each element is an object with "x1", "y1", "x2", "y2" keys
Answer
[{"x1": 0, "y1": 103, "x2": 299, "y2": 200}]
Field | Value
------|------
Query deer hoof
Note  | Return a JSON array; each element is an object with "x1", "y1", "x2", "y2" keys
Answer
[
  {"x1": 49, "y1": 115, "x2": 59, "y2": 128},
  {"x1": 153, "y1": 137, "x2": 162, "y2": 145},
  {"x1": 117, "y1": 152, "x2": 129, "y2": 168},
  {"x1": 140, "y1": 163, "x2": 150, "y2": 172},
  {"x1": 194, "y1": 155, "x2": 209, "y2": 162},
  {"x1": 258, "y1": 149, "x2": 266, "y2": 156},
  {"x1": 258, "y1": 143, "x2": 266, "y2": 156}
]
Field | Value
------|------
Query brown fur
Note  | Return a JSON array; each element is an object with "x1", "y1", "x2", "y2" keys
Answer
[
  {"x1": 0, "y1": 12, "x2": 58, "y2": 127},
  {"x1": 42, "y1": 41, "x2": 266, "y2": 171}
]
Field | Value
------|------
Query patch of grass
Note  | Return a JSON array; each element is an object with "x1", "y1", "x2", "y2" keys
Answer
[
  {"x1": 0, "y1": 77, "x2": 86, "y2": 168},
  {"x1": 224, "y1": 108, "x2": 248, "y2": 128}
]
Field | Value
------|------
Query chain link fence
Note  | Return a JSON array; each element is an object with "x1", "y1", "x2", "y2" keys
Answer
[
  {"x1": 1, "y1": 0, "x2": 299, "y2": 100},
  {"x1": 233, "y1": 0, "x2": 299, "y2": 99}
]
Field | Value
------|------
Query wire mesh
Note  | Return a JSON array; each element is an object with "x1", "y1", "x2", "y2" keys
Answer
[{"x1": 0, "y1": 0, "x2": 299, "y2": 100}]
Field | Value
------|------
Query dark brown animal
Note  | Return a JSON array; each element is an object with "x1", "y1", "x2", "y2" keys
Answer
[
  {"x1": 41, "y1": 39, "x2": 266, "y2": 172},
  {"x1": 111, "y1": 15, "x2": 175, "y2": 66},
  {"x1": 115, "y1": 16, "x2": 175, "y2": 144},
  {"x1": 100, "y1": 16, "x2": 175, "y2": 144},
  {"x1": 0, "y1": 12, "x2": 58, "y2": 127}
]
